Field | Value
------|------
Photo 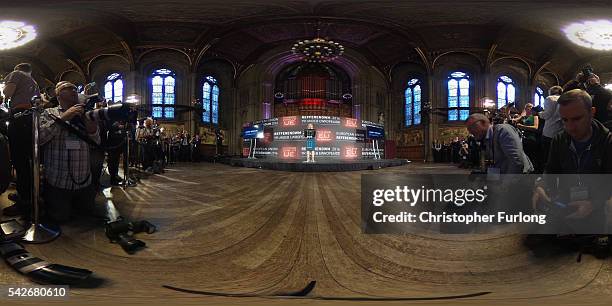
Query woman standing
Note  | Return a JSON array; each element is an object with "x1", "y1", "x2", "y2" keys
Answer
[{"x1": 304, "y1": 123, "x2": 317, "y2": 163}]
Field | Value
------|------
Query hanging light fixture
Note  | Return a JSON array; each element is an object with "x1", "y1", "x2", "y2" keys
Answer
[
  {"x1": 563, "y1": 20, "x2": 612, "y2": 51},
  {"x1": 291, "y1": 23, "x2": 344, "y2": 63}
]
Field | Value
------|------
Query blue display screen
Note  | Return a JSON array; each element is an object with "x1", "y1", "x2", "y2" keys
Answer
[
  {"x1": 242, "y1": 126, "x2": 262, "y2": 139},
  {"x1": 366, "y1": 126, "x2": 384, "y2": 139}
]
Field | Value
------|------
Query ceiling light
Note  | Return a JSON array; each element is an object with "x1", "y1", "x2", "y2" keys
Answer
[
  {"x1": 0, "y1": 20, "x2": 37, "y2": 50},
  {"x1": 563, "y1": 20, "x2": 612, "y2": 51}
]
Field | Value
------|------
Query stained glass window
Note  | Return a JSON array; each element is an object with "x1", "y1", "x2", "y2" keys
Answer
[
  {"x1": 104, "y1": 73, "x2": 123, "y2": 103},
  {"x1": 534, "y1": 86, "x2": 545, "y2": 108},
  {"x1": 497, "y1": 75, "x2": 515, "y2": 109},
  {"x1": 151, "y1": 69, "x2": 175, "y2": 119},
  {"x1": 404, "y1": 78, "x2": 421, "y2": 126},
  {"x1": 448, "y1": 72, "x2": 470, "y2": 121},
  {"x1": 202, "y1": 75, "x2": 219, "y2": 124}
]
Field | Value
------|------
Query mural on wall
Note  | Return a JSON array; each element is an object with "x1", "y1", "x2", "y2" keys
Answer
[
  {"x1": 437, "y1": 126, "x2": 469, "y2": 143},
  {"x1": 157, "y1": 123, "x2": 185, "y2": 135},
  {"x1": 396, "y1": 129, "x2": 424, "y2": 146},
  {"x1": 199, "y1": 126, "x2": 227, "y2": 145}
]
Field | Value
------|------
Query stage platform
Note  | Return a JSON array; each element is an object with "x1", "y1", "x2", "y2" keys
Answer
[{"x1": 222, "y1": 157, "x2": 409, "y2": 171}]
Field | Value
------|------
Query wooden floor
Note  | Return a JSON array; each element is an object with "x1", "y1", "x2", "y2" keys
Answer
[{"x1": 1, "y1": 162, "x2": 611, "y2": 305}]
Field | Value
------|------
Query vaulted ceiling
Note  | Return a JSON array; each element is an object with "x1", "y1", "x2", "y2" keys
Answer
[{"x1": 1, "y1": 0, "x2": 612, "y2": 81}]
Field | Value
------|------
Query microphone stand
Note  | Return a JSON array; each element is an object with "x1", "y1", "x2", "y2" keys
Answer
[{"x1": 22, "y1": 97, "x2": 60, "y2": 244}]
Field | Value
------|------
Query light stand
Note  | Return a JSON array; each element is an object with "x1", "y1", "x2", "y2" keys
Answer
[
  {"x1": 372, "y1": 139, "x2": 381, "y2": 160},
  {"x1": 248, "y1": 138, "x2": 257, "y2": 159},
  {"x1": 22, "y1": 97, "x2": 60, "y2": 244}
]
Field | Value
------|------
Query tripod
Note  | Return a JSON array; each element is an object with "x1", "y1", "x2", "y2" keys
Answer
[
  {"x1": 20, "y1": 97, "x2": 60, "y2": 243},
  {"x1": 120, "y1": 122, "x2": 137, "y2": 188}
]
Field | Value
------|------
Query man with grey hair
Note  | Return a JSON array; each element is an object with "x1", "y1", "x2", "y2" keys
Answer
[
  {"x1": 465, "y1": 113, "x2": 533, "y2": 174},
  {"x1": 545, "y1": 89, "x2": 612, "y2": 233},
  {"x1": 539, "y1": 85, "x2": 564, "y2": 170}
]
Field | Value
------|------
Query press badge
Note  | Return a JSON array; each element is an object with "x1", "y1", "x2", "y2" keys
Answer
[
  {"x1": 570, "y1": 186, "x2": 589, "y2": 202},
  {"x1": 65, "y1": 135, "x2": 82, "y2": 150}
]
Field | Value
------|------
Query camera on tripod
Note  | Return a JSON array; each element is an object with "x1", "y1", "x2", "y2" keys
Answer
[{"x1": 105, "y1": 218, "x2": 156, "y2": 254}]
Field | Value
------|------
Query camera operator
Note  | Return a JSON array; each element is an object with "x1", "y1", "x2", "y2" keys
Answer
[
  {"x1": 564, "y1": 68, "x2": 612, "y2": 128},
  {"x1": 2, "y1": 63, "x2": 40, "y2": 217},
  {"x1": 544, "y1": 89, "x2": 612, "y2": 233},
  {"x1": 38, "y1": 81, "x2": 100, "y2": 223}
]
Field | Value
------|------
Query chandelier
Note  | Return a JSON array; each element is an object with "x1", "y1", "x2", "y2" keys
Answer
[
  {"x1": 563, "y1": 20, "x2": 612, "y2": 51},
  {"x1": 0, "y1": 20, "x2": 37, "y2": 51},
  {"x1": 291, "y1": 37, "x2": 345, "y2": 63}
]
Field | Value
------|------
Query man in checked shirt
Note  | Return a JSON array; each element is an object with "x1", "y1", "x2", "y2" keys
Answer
[{"x1": 38, "y1": 81, "x2": 100, "y2": 223}]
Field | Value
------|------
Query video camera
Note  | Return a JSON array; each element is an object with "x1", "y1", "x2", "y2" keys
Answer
[{"x1": 578, "y1": 64, "x2": 594, "y2": 83}]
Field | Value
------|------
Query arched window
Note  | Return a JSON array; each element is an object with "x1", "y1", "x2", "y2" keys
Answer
[
  {"x1": 497, "y1": 75, "x2": 515, "y2": 109},
  {"x1": 447, "y1": 71, "x2": 470, "y2": 121},
  {"x1": 534, "y1": 86, "x2": 545, "y2": 108},
  {"x1": 0, "y1": 81, "x2": 5, "y2": 100},
  {"x1": 201, "y1": 75, "x2": 219, "y2": 124},
  {"x1": 404, "y1": 78, "x2": 421, "y2": 126},
  {"x1": 151, "y1": 68, "x2": 175, "y2": 119},
  {"x1": 104, "y1": 73, "x2": 123, "y2": 102}
]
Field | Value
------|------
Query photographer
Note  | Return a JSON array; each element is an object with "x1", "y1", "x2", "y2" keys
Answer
[
  {"x1": 2, "y1": 63, "x2": 40, "y2": 217},
  {"x1": 564, "y1": 69, "x2": 612, "y2": 128},
  {"x1": 465, "y1": 113, "x2": 533, "y2": 174},
  {"x1": 544, "y1": 90, "x2": 612, "y2": 232},
  {"x1": 136, "y1": 118, "x2": 155, "y2": 172},
  {"x1": 38, "y1": 81, "x2": 100, "y2": 223}
]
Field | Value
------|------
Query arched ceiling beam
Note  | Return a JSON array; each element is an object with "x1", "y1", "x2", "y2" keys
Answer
[{"x1": 192, "y1": 16, "x2": 429, "y2": 69}]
